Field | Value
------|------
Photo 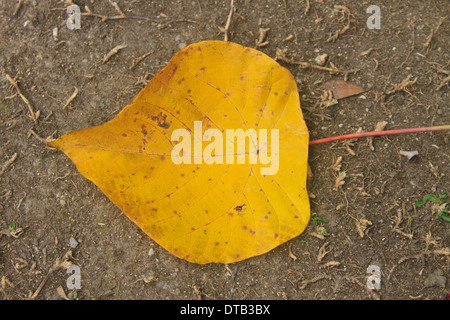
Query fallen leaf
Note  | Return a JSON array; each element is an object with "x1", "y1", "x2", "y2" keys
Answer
[
  {"x1": 48, "y1": 41, "x2": 310, "y2": 264},
  {"x1": 322, "y1": 80, "x2": 364, "y2": 100},
  {"x1": 57, "y1": 286, "x2": 69, "y2": 300}
]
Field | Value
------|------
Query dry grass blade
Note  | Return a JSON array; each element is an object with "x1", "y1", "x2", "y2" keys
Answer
[
  {"x1": 219, "y1": 0, "x2": 235, "y2": 41},
  {"x1": 385, "y1": 75, "x2": 417, "y2": 95},
  {"x1": 29, "y1": 129, "x2": 57, "y2": 144},
  {"x1": 256, "y1": 28, "x2": 270, "y2": 47},
  {"x1": 103, "y1": 44, "x2": 127, "y2": 64},
  {"x1": 29, "y1": 250, "x2": 73, "y2": 299},
  {"x1": 13, "y1": 0, "x2": 22, "y2": 16},
  {"x1": 320, "y1": 261, "x2": 340, "y2": 269},
  {"x1": 288, "y1": 243, "x2": 297, "y2": 261},
  {"x1": 63, "y1": 87, "x2": 79, "y2": 109},
  {"x1": 275, "y1": 48, "x2": 339, "y2": 73},
  {"x1": 0, "y1": 153, "x2": 18, "y2": 177},
  {"x1": 368, "y1": 121, "x2": 387, "y2": 151},
  {"x1": 6, "y1": 74, "x2": 38, "y2": 123},
  {"x1": 299, "y1": 273, "x2": 333, "y2": 290},
  {"x1": 334, "y1": 171, "x2": 346, "y2": 190},
  {"x1": 317, "y1": 242, "x2": 331, "y2": 262},
  {"x1": 130, "y1": 51, "x2": 154, "y2": 70},
  {"x1": 355, "y1": 218, "x2": 372, "y2": 238}
]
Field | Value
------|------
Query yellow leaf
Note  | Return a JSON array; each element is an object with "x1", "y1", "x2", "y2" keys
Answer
[{"x1": 48, "y1": 40, "x2": 310, "y2": 264}]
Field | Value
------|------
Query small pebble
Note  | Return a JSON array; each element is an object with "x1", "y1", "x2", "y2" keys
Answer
[
  {"x1": 53, "y1": 27, "x2": 58, "y2": 42},
  {"x1": 69, "y1": 236, "x2": 79, "y2": 248},
  {"x1": 314, "y1": 53, "x2": 328, "y2": 66},
  {"x1": 399, "y1": 150, "x2": 419, "y2": 160}
]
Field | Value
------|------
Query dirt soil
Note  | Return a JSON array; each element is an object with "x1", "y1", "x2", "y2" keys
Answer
[{"x1": 0, "y1": 0, "x2": 449, "y2": 300}]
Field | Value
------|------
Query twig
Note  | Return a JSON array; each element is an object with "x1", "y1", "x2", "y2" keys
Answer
[
  {"x1": 29, "y1": 129, "x2": 57, "y2": 144},
  {"x1": 299, "y1": 273, "x2": 333, "y2": 290},
  {"x1": 255, "y1": 28, "x2": 270, "y2": 47},
  {"x1": 304, "y1": 0, "x2": 310, "y2": 15},
  {"x1": 423, "y1": 17, "x2": 444, "y2": 55},
  {"x1": 309, "y1": 125, "x2": 450, "y2": 145},
  {"x1": 17, "y1": 193, "x2": 27, "y2": 211},
  {"x1": 83, "y1": 3, "x2": 145, "y2": 22},
  {"x1": 29, "y1": 250, "x2": 73, "y2": 299},
  {"x1": 359, "y1": 47, "x2": 380, "y2": 57},
  {"x1": 63, "y1": 87, "x2": 78, "y2": 109},
  {"x1": 13, "y1": 0, "x2": 22, "y2": 16},
  {"x1": 102, "y1": 44, "x2": 127, "y2": 64},
  {"x1": 70, "y1": 3, "x2": 195, "y2": 28},
  {"x1": 219, "y1": 0, "x2": 235, "y2": 41},
  {"x1": 392, "y1": 203, "x2": 413, "y2": 239},
  {"x1": 0, "y1": 153, "x2": 18, "y2": 177},
  {"x1": 6, "y1": 74, "x2": 38, "y2": 123},
  {"x1": 326, "y1": 6, "x2": 351, "y2": 42},
  {"x1": 275, "y1": 48, "x2": 340, "y2": 73},
  {"x1": 436, "y1": 74, "x2": 450, "y2": 91},
  {"x1": 385, "y1": 74, "x2": 417, "y2": 96},
  {"x1": 399, "y1": 21, "x2": 415, "y2": 68},
  {"x1": 346, "y1": 276, "x2": 380, "y2": 300},
  {"x1": 130, "y1": 51, "x2": 153, "y2": 70}
]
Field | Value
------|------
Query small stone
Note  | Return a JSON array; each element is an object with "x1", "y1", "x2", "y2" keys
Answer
[
  {"x1": 399, "y1": 150, "x2": 419, "y2": 160},
  {"x1": 314, "y1": 53, "x2": 328, "y2": 66},
  {"x1": 53, "y1": 27, "x2": 58, "y2": 42},
  {"x1": 69, "y1": 236, "x2": 79, "y2": 249}
]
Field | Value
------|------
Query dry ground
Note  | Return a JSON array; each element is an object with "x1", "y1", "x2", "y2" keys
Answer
[{"x1": 0, "y1": 0, "x2": 449, "y2": 300}]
